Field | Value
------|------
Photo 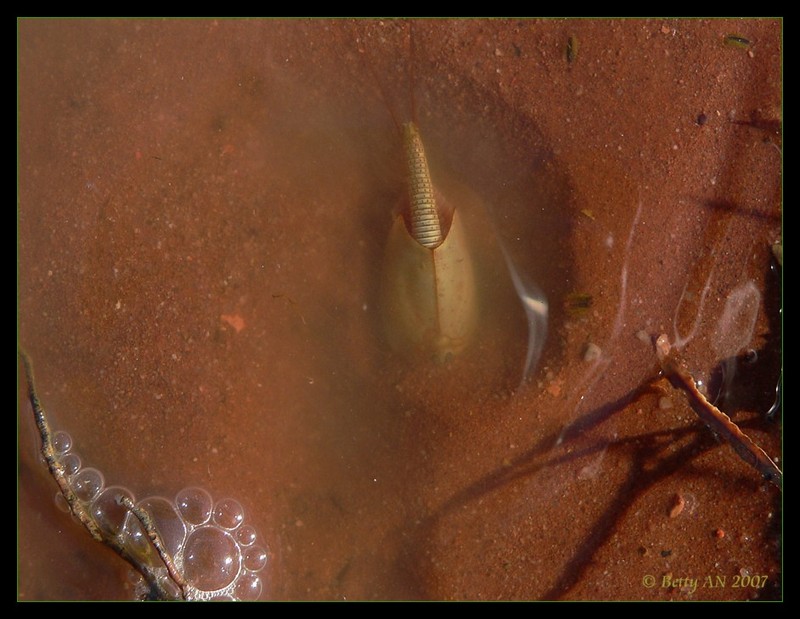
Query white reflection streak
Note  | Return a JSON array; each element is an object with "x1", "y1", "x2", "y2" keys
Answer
[
  {"x1": 557, "y1": 198, "x2": 643, "y2": 445},
  {"x1": 611, "y1": 198, "x2": 643, "y2": 342},
  {"x1": 498, "y1": 241, "x2": 549, "y2": 388}
]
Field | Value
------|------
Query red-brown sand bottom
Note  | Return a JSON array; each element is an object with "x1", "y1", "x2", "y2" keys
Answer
[{"x1": 18, "y1": 19, "x2": 781, "y2": 601}]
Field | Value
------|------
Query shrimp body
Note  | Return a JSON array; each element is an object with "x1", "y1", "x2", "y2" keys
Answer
[{"x1": 380, "y1": 121, "x2": 479, "y2": 362}]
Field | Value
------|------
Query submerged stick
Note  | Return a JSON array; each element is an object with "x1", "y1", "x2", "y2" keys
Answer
[
  {"x1": 19, "y1": 349, "x2": 187, "y2": 600},
  {"x1": 654, "y1": 335, "x2": 782, "y2": 489},
  {"x1": 118, "y1": 495, "x2": 189, "y2": 597},
  {"x1": 19, "y1": 349, "x2": 105, "y2": 542}
]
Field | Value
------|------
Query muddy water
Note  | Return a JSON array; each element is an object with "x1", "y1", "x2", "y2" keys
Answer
[{"x1": 19, "y1": 19, "x2": 781, "y2": 600}]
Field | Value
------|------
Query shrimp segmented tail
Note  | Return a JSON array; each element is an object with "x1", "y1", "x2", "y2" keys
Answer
[{"x1": 404, "y1": 122, "x2": 443, "y2": 249}]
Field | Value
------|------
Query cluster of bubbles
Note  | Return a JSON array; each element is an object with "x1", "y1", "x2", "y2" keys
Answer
[{"x1": 51, "y1": 430, "x2": 268, "y2": 601}]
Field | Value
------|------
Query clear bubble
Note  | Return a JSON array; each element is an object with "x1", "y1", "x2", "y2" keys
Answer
[
  {"x1": 54, "y1": 473, "x2": 269, "y2": 599},
  {"x1": 54, "y1": 492, "x2": 70, "y2": 513},
  {"x1": 138, "y1": 496, "x2": 186, "y2": 557},
  {"x1": 183, "y1": 526, "x2": 242, "y2": 591},
  {"x1": 157, "y1": 572, "x2": 183, "y2": 601},
  {"x1": 61, "y1": 453, "x2": 81, "y2": 476},
  {"x1": 234, "y1": 572, "x2": 263, "y2": 601},
  {"x1": 123, "y1": 496, "x2": 186, "y2": 567},
  {"x1": 123, "y1": 513, "x2": 158, "y2": 566},
  {"x1": 243, "y1": 545, "x2": 268, "y2": 571},
  {"x1": 129, "y1": 570, "x2": 151, "y2": 601},
  {"x1": 52, "y1": 430, "x2": 73, "y2": 455},
  {"x1": 213, "y1": 498, "x2": 244, "y2": 530},
  {"x1": 235, "y1": 524, "x2": 257, "y2": 547},
  {"x1": 70, "y1": 467, "x2": 105, "y2": 502},
  {"x1": 176, "y1": 487, "x2": 213, "y2": 525},
  {"x1": 91, "y1": 486, "x2": 135, "y2": 537}
]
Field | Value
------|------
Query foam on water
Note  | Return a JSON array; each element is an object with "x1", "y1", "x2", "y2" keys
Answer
[{"x1": 51, "y1": 431, "x2": 269, "y2": 601}]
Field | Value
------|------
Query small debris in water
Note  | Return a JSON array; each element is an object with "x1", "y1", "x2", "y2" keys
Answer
[
  {"x1": 582, "y1": 342, "x2": 602, "y2": 362},
  {"x1": 714, "y1": 528, "x2": 725, "y2": 539},
  {"x1": 545, "y1": 377, "x2": 564, "y2": 398},
  {"x1": 220, "y1": 313, "x2": 246, "y2": 333},
  {"x1": 566, "y1": 35, "x2": 579, "y2": 64},
  {"x1": 565, "y1": 292, "x2": 593, "y2": 318},
  {"x1": 669, "y1": 493, "x2": 686, "y2": 518},
  {"x1": 724, "y1": 34, "x2": 751, "y2": 49},
  {"x1": 772, "y1": 241, "x2": 782, "y2": 267}
]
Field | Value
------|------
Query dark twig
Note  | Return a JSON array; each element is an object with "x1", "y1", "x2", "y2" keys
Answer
[
  {"x1": 19, "y1": 349, "x2": 186, "y2": 600},
  {"x1": 118, "y1": 495, "x2": 189, "y2": 597},
  {"x1": 19, "y1": 349, "x2": 104, "y2": 542},
  {"x1": 655, "y1": 335, "x2": 782, "y2": 488}
]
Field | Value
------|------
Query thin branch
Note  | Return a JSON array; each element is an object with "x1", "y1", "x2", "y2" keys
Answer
[
  {"x1": 19, "y1": 349, "x2": 187, "y2": 600},
  {"x1": 118, "y1": 495, "x2": 189, "y2": 598},
  {"x1": 19, "y1": 349, "x2": 104, "y2": 541},
  {"x1": 655, "y1": 335, "x2": 782, "y2": 488}
]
